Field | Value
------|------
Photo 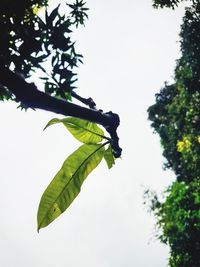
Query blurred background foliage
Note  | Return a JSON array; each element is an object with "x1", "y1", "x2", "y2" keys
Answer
[{"x1": 147, "y1": 0, "x2": 200, "y2": 266}]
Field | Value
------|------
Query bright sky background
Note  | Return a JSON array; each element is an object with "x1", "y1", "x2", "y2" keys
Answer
[{"x1": 0, "y1": 1, "x2": 186, "y2": 266}]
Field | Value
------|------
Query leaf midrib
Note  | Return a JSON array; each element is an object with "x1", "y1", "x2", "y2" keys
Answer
[
  {"x1": 64, "y1": 121, "x2": 109, "y2": 141},
  {"x1": 38, "y1": 142, "x2": 108, "y2": 229}
]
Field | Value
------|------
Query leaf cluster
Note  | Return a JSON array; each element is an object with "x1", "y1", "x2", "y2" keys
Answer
[
  {"x1": 147, "y1": 180, "x2": 200, "y2": 267},
  {"x1": 37, "y1": 117, "x2": 115, "y2": 230},
  {"x1": 152, "y1": 0, "x2": 185, "y2": 9},
  {"x1": 0, "y1": 0, "x2": 88, "y2": 102},
  {"x1": 148, "y1": 84, "x2": 200, "y2": 182}
]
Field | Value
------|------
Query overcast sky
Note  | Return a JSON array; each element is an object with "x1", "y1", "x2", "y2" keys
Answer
[{"x1": 0, "y1": 1, "x2": 186, "y2": 266}]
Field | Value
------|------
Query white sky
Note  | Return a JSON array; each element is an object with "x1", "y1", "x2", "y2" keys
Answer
[{"x1": 0, "y1": 1, "x2": 186, "y2": 266}]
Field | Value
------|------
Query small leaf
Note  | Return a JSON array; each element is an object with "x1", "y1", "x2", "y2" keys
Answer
[
  {"x1": 49, "y1": 5, "x2": 60, "y2": 23},
  {"x1": 45, "y1": 5, "x2": 60, "y2": 27},
  {"x1": 104, "y1": 145, "x2": 115, "y2": 169},
  {"x1": 44, "y1": 117, "x2": 106, "y2": 143},
  {"x1": 37, "y1": 143, "x2": 105, "y2": 231}
]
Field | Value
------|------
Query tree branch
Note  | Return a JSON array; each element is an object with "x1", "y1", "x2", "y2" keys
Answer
[
  {"x1": 0, "y1": 64, "x2": 122, "y2": 157},
  {"x1": 71, "y1": 91, "x2": 97, "y2": 109}
]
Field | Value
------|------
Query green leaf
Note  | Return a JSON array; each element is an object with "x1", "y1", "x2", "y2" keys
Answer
[
  {"x1": 37, "y1": 143, "x2": 105, "y2": 231},
  {"x1": 44, "y1": 118, "x2": 60, "y2": 130},
  {"x1": 49, "y1": 5, "x2": 60, "y2": 24},
  {"x1": 104, "y1": 145, "x2": 115, "y2": 169},
  {"x1": 44, "y1": 117, "x2": 106, "y2": 143}
]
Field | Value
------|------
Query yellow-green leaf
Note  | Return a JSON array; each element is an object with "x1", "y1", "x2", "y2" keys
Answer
[
  {"x1": 44, "y1": 117, "x2": 105, "y2": 143},
  {"x1": 37, "y1": 143, "x2": 105, "y2": 231},
  {"x1": 104, "y1": 145, "x2": 115, "y2": 169},
  {"x1": 44, "y1": 118, "x2": 60, "y2": 130}
]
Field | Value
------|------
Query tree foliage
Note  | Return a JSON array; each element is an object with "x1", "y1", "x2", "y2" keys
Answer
[
  {"x1": 0, "y1": 0, "x2": 86, "y2": 101},
  {"x1": 147, "y1": 0, "x2": 200, "y2": 266},
  {"x1": 0, "y1": 0, "x2": 121, "y2": 230},
  {"x1": 152, "y1": 0, "x2": 184, "y2": 9}
]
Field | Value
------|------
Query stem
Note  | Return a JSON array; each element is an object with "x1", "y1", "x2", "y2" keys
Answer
[{"x1": 71, "y1": 91, "x2": 96, "y2": 109}]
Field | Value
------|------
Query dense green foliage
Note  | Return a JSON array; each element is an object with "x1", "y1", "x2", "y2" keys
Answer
[
  {"x1": 147, "y1": 0, "x2": 200, "y2": 266},
  {"x1": 146, "y1": 180, "x2": 200, "y2": 266}
]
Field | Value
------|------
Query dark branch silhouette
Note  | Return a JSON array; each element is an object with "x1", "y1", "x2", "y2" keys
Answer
[{"x1": 0, "y1": 64, "x2": 122, "y2": 157}]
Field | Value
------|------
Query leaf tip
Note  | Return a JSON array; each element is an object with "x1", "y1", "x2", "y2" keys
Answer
[
  {"x1": 43, "y1": 118, "x2": 60, "y2": 131},
  {"x1": 37, "y1": 223, "x2": 41, "y2": 233}
]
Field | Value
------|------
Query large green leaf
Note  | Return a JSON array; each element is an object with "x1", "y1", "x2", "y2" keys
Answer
[
  {"x1": 44, "y1": 117, "x2": 106, "y2": 144},
  {"x1": 37, "y1": 143, "x2": 105, "y2": 231},
  {"x1": 104, "y1": 145, "x2": 115, "y2": 169}
]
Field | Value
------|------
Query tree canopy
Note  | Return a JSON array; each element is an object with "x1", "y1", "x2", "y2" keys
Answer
[{"x1": 147, "y1": 0, "x2": 200, "y2": 266}]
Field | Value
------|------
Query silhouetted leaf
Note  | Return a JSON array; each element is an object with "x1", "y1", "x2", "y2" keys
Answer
[{"x1": 48, "y1": 5, "x2": 60, "y2": 25}]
